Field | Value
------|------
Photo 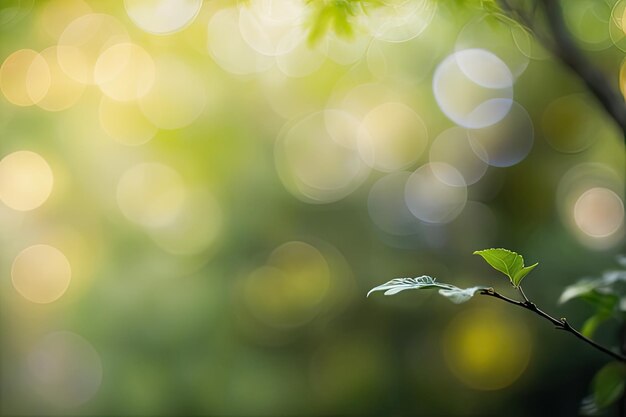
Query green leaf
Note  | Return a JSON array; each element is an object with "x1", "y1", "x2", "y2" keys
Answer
[
  {"x1": 593, "y1": 362, "x2": 626, "y2": 409},
  {"x1": 560, "y1": 283, "x2": 619, "y2": 312},
  {"x1": 367, "y1": 276, "x2": 490, "y2": 304},
  {"x1": 473, "y1": 248, "x2": 538, "y2": 287},
  {"x1": 559, "y1": 279, "x2": 602, "y2": 304},
  {"x1": 581, "y1": 313, "x2": 611, "y2": 339}
]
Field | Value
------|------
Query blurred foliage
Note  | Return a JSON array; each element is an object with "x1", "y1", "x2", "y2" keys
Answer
[{"x1": 0, "y1": 0, "x2": 624, "y2": 416}]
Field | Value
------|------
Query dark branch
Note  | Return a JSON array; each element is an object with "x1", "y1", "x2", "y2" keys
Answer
[
  {"x1": 539, "y1": 0, "x2": 626, "y2": 134},
  {"x1": 479, "y1": 288, "x2": 626, "y2": 362},
  {"x1": 497, "y1": 0, "x2": 626, "y2": 135}
]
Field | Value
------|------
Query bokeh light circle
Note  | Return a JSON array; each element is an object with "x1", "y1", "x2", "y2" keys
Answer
[
  {"x1": 149, "y1": 188, "x2": 222, "y2": 255},
  {"x1": 468, "y1": 102, "x2": 534, "y2": 167},
  {"x1": 27, "y1": 331, "x2": 102, "y2": 406},
  {"x1": 57, "y1": 13, "x2": 129, "y2": 84},
  {"x1": 443, "y1": 307, "x2": 531, "y2": 390},
  {"x1": 12, "y1": 244, "x2": 71, "y2": 303},
  {"x1": 99, "y1": 96, "x2": 157, "y2": 146},
  {"x1": 610, "y1": 0, "x2": 626, "y2": 51},
  {"x1": 574, "y1": 187, "x2": 624, "y2": 238},
  {"x1": 0, "y1": 150, "x2": 54, "y2": 211},
  {"x1": 0, "y1": 49, "x2": 50, "y2": 106},
  {"x1": 207, "y1": 9, "x2": 274, "y2": 76},
  {"x1": 116, "y1": 162, "x2": 186, "y2": 228},
  {"x1": 368, "y1": 171, "x2": 421, "y2": 235},
  {"x1": 433, "y1": 49, "x2": 514, "y2": 128},
  {"x1": 36, "y1": 46, "x2": 85, "y2": 111},
  {"x1": 38, "y1": 0, "x2": 92, "y2": 40},
  {"x1": 358, "y1": 102, "x2": 428, "y2": 172},
  {"x1": 542, "y1": 95, "x2": 604, "y2": 153},
  {"x1": 564, "y1": 0, "x2": 611, "y2": 50},
  {"x1": 557, "y1": 163, "x2": 624, "y2": 250},
  {"x1": 405, "y1": 163, "x2": 467, "y2": 224},
  {"x1": 367, "y1": 0, "x2": 436, "y2": 43},
  {"x1": 238, "y1": 0, "x2": 306, "y2": 57},
  {"x1": 243, "y1": 241, "x2": 331, "y2": 328},
  {"x1": 124, "y1": 0, "x2": 202, "y2": 35},
  {"x1": 275, "y1": 110, "x2": 370, "y2": 204},
  {"x1": 456, "y1": 15, "x2": 530, "y2": 78},
  {"x1": 94, "y1": 42, "x2": 155, "y2": 101},
  {"x1": 429, "y1": 127, "x2": 488, "y2": 185},
  {"x1": 275, "y1": 39, "x2": 327, "y2": 78},
  {"x1": 138, "y1": 57, "x2": 206, "y2": 130}
]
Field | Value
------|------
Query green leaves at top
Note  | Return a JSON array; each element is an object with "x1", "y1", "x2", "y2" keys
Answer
[{"x1": 473, "y1": 248, "x2": 538, "y2": 287}]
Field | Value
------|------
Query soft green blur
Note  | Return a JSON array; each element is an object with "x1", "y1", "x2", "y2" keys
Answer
[{"x1": 0, "y1": 0, "x2": 624, "y2": 416}]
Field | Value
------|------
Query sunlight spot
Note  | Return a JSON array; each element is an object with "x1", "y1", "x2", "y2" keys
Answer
[
  {"x1": 94, "y1": 42, "x2": 155, "y2": 101},
  {"x1": 0, "y1": 49, "x2": 50, "y2": 106},
  {"x1": 99, "y1": 96, "x2": 157, "y2": 146},
  {"x1": 149, "y1": 188, "x2": 222, "y2": 255},
  {"x1": 0, "y1": 151, "x2": 54, "y2": 211},
  {"x1": 238, "y1": 0, "x2": 306, "y2": 57},
  {"x1": 12, "y1": 244, "x2": 71, "y2": 303},
  {"x1": 138, "y1": 57, "x2": 206, "y2": 130},
  {"x1": 429, "y1": 127, "x2": 488, "y2": 185},
  {"x1": 36, "y1": 46, "x2": 84, "y2": 111},
  {"x1": 358, "y1": 102, "x2": 428, "y2": 172},
  {"x1": 207, "y1": 9, "x2": 274, "y2": 75},
  {"x1": 116, "y1": 163, "x2": 185, "y2": 228},
  {"x1": 542, "y1": 95, "x2": 601, "y2": 153},
  {"x1": 574, "y1": 187, "x2": 624, "y2": 238},
  {"x1": 243, "y1": 241, "x2": 330, "y2": 328},
  {"x1": 433, "y1": 49, "x2": 513, "y2": 128},
  {"x1": 27, "y1": 332, "x2": 102, "y2": 406},
  {"x1": 468, "y1": 102, "x2": 534, "y2": 167},
  {"x1": 275, "y1": 110, "x2": 369, "y2": 203},
  {"x1": 38, "y1": 0, "x2": 92, "y2": 40},
  {"x1": 124, "y1": 0, "x2": 202, "y2": 35},
  {"x1": 444, "y1": 308, "x2": 531, "y2": 390},
  {"x1": 57, "y1": 13, "x2": 129, "y2": 84},
  {"x1": 405, "y1": 163, "x2": 467, "y2": 224}
]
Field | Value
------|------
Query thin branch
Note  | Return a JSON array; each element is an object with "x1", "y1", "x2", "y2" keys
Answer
[
  {"x1": 479, "y1": 288, "x2": 626, "y2": 362},
  {"x1": 497, "y1": 0, "x2": 626, "y2": 135},
  {"x1": 539, "y1": 0, "x2": 626, "y2": 134}
]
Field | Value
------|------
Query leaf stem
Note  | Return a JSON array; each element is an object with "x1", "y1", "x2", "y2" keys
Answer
[
  {"x1": 517, "y1": 285, "x2": 530, "y2": 303},
  {"x1": 479, "y1": 288, "x2": 626, "y2": 362}
]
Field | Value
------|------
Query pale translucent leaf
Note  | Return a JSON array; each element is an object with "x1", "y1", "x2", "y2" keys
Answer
[
  {"x1": 368, "y1": 276, "x2": 489, "y2": 304},
  {"x1": 438, "y1": 286, "x2": 491, "y2": 304}
]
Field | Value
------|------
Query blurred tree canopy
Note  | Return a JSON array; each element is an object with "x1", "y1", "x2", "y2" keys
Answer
[{"x1": 0, "y1": 0, "x2": 624, "y2": 416}]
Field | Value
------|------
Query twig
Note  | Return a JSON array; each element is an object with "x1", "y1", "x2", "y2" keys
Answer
[
  {"x1": 479, "y1": 288, "x2": 626, "y2": 362},
  {"x1": 539, "y1": 0, "x2": 626, "y2": 134},
  {"x1": 497, "y1": 0, "x2": 626, "y2": 135}
]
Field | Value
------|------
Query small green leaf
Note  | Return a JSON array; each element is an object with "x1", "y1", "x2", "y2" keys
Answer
[
  {"x1": 512, "y1": 263, "x2": 538, "y2": 286},
  {"x1": 367, "y1": 276, "x2": 490, "y2": 304},
  {"x1": 593, "y1": 362, "x2": 626, "y2": 409},
  {"x1": 473, "y1": 248, "x2": 538, "y2": 287}
]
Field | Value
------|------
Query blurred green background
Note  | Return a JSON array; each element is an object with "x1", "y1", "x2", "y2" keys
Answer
[{"x1": 0, "y1": 0, "x2": 625, "y2": 415}]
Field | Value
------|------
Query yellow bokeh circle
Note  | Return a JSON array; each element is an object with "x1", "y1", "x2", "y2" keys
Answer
[
  {"x1": 12, "y1": 244, "x2": 72, "y2": 303},
  {"x1": 0, "y1": 150, "x2": 54, "y2": 211},
  {"x1": 94, "y1": 42, "x2": 155, "y2": 101},
  {"x1": 0, "y1": 49, "x2": 50, "y2": 106},
  {"x1": 443, "y1": 307, "x2": 531, "y2": 390}
]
